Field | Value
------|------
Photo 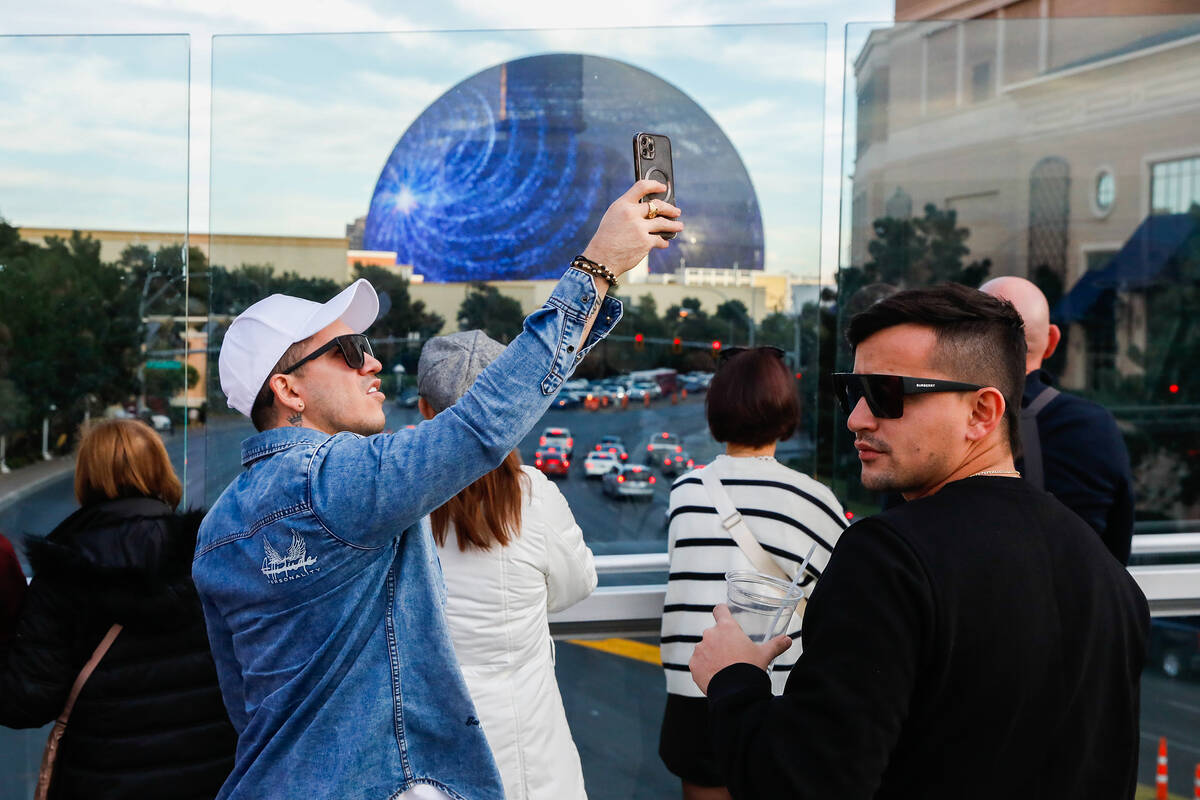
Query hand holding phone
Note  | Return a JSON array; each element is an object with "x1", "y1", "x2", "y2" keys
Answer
[{"x1": 633, "y1": 132, "x2": 677, "y2": 240}]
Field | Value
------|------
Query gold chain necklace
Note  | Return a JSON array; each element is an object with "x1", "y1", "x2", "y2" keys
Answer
[{"x1": 969, "y1": 469, "x2": 1022, "y2": 478}]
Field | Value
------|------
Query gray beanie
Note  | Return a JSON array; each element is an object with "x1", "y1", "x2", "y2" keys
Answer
[{"x1": 417, "y1": 330, "x2": 507, "y2": 413}]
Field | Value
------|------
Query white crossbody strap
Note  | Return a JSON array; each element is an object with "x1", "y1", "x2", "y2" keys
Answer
[{"x1": 699, "y1": 467, "x2": 790, "y2": 582}]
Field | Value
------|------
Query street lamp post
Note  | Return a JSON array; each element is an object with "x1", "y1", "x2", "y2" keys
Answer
[{"x1": 41, "y1": 403, "x2": 57, "y2": 461}]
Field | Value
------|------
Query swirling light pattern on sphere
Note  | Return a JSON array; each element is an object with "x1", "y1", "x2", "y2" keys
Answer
[{"x1": 365, "y1": 53, "x2": 763, "y2": 282}]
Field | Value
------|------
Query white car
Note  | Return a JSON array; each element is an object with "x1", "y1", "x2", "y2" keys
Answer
[{"x1": 584, "y1": 450, "x2": 619, "y2": 478}]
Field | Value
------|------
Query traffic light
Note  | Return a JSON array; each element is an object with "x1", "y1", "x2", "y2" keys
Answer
[
  {"x1": 672, "y1": 337, "x2": 682, "y2": 354},
  {"x1": 711, "y1": 340, "x2": 722, "y2": 351},
  {"x1": 635, "y1": 333, "x2": 645, "y2": 351}
]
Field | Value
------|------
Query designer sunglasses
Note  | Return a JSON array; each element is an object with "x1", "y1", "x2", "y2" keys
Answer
[
  {"x1": 831, "y1": 373, "x2": 984, "y2": 419},
  {"x1": 282, "y1": 333, "x2": 374, "y2": 374}
]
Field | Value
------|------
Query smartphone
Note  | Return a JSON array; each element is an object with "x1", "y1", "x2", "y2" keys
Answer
[{"x1": 632, "y1": 132, "x2": 676, "y2": 240}]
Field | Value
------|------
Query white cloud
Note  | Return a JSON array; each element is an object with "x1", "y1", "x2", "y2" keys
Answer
[{"x1": 1, "y1": 0, "x2": 896, "y2": 280}]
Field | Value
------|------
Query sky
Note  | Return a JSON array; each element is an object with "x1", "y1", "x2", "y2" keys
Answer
[{"x1": 0, "y1": 0, "x2": 895, "y2": 282}]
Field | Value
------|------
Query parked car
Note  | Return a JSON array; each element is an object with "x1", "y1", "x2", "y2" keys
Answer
[
  {"x1": 584, "y1": 450, "x2": 619, "y2": 478},
  {"x1": 601, "y1": 463, "x2": 656, "y2": 500},
  {"x1": 659, "y1": 449, "x2": 695, "y2": 477},
  {"x1": 534, "y1": 446, "x2": 570, "y2": 477},
  {"x1": 1148, "y1": 616, "x2": 1200, "y2": 680},
  {"x1": 632, "y1": 381, "x2": 662, "y2": 399},
  {"x1": 148, "y1": 413, "x2": 174, "y2": 434},
  {"x1": 539, "y1": 426, "x2": 574, "y2": 457},
  {"x1": 594, "y1": 435, "x2": 629, "y2": 462},
  {"x1": 680, "y1": 377, "x2": 708, "y2": 394}
]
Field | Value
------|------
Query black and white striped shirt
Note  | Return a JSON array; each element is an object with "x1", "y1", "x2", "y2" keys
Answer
[{"x1": 660, "y1": 454, "x2": 847, "y2": 697}]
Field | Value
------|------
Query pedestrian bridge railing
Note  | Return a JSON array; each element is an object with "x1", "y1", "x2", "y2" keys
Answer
[{"x1": 549, "y1": 534, "x2": 1200, "y2": 639}]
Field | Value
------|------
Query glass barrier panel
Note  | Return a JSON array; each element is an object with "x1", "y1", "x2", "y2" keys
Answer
[
  {"x1": 205, "y1": 25, "x2": 828, "y2": 563},
  {"x1": 837, "y1": 17, "x2": 1200, "y2": 545},
  {"x1": 0, "y1": 33, "x2": 190, "y2": 799},
  {"x1": 207, "y1": 24, "x2": 825, "y2": 797}
]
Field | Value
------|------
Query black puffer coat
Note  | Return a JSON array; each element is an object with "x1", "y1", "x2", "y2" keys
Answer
[{"x1": 0, "y1": 497, "x2": 236, "y2": 799}]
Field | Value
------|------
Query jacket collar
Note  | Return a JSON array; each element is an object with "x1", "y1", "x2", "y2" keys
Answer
[
  {"x1": 1024, "y1": 368, "x2": 1057, "y2": 406},
  {"x1": 241, "y1": 426, "x2": 334, "y2": 468}
]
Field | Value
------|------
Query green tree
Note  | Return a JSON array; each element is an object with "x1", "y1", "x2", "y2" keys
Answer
[
  {"x1": 351, "y1": 264, "x2": 443, "y2": 340},
  {"x1": 0, "y1": 224, "x2": 141, "y2": 444},
  {"x1": 716, "y1": 299, "x2": 752, "y2": 346},
  {"x1": 143, "y1": 363, "x2": 200, "y2": 404},
  {"x1": 756, "y1": 311, "x2": 797, "y2": 351},
  {"x1": 457, "y1": 284, "x2": 525, "y2": 343},
  {"x1": 864, "y1": 203, "x2": 991, "y2": 288}
]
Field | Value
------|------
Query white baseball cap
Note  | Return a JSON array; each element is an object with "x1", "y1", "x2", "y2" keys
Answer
[{"x1": 218, "y1": 278, "x2": 380, "y2": 417}]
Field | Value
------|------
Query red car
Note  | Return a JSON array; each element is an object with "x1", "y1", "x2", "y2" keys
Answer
[{"x1": 534, "y1": 446, "x2": 570, "y2": 477}]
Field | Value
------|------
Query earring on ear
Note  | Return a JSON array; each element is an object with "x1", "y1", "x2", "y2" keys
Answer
[{"x1": 298, "y1": 402, "x2": 304, "y2": 411}]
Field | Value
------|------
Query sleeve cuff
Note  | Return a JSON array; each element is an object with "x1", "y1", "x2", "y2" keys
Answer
[{"x1": 707, "y1": 661, "x2": 772, "y2": 704}]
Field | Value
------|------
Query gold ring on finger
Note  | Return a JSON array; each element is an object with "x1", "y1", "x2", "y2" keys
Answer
[{"x1": 646, "y1": 200, "x2": 659, "y2": 220}]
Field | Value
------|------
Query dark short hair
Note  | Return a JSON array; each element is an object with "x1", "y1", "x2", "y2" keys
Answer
[
  {"x1": 249, "y1": 337, "x2": 312, "y2": 432},
  {"x1": 846, "y1": 283, "x2": 1027, "y2": 455},
  {"x1": 706, "y1": 348, "x2": 799, "y2": 447}
]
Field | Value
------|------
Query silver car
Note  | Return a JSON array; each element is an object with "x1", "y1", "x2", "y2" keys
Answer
[{"x1": 602, "y1": 463, "x2": 657, "y2": 500}]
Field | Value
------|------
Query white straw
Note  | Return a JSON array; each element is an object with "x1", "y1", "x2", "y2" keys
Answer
[{"x1": 764, "y1": 541, "x2": 818, "y2": 642}]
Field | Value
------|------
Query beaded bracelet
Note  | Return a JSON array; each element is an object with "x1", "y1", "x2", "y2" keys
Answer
[{"x1": 571, "y1": 254, "x2": 619, "y2": 291}]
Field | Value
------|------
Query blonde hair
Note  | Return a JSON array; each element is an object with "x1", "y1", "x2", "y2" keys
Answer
[{"x1": 74, "y1": 419, "x2": 182, "y2": 508}]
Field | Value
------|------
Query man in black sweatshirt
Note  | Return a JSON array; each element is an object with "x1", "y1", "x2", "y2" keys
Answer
[{"x1": 689, "y1": 283, "x2": 1149, "y2": 799}]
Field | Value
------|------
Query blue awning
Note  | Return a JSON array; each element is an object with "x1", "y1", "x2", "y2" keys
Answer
[{"x1": 1056, "y1": 213, "x2": 1198, "y2": 324}]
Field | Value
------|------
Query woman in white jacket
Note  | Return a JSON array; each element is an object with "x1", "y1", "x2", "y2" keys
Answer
[{"x1": 417, "y1": 330, "x2": 596, "y2": 800}]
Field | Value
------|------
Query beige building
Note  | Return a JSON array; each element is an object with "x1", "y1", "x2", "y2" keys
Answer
[
  {"x1": 20, "y1": 227, "x2": 352, "y2": 284},
  {"x1": 850, "y1": 11, "x2": 1200, "y2": 385}
]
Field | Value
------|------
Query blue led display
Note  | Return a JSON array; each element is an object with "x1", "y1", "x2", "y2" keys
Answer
[{"x1": 364, "y1": 53, "x2": 763, "y2": 283}]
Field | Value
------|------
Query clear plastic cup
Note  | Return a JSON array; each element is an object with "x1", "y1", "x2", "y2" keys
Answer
[{"x1": 725, "y1": 570, "x2": 806, "y2": 643}]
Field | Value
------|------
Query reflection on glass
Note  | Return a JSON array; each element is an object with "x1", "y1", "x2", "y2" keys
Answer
[
  {"x1": 0, "y1": 33, "x2": 191, "y2": 547},
  {"x1": 838, "y1": 16, "x2": 1200, "y2": 538},
  {"x1": 0, "y1": 33, "x2": 190, "y2": 796},
  {"x1": 206, "y1": 26, "x2": 827, "y2": 565}
]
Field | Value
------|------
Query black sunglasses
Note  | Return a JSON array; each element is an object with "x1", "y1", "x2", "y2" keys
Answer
[
  {"x1": 281, "y1": 333, "x2": 374, "y2": 375},
  {"x1": 831, "y1": 373, "x2": 984, "y2": 419},
  {"x1": 717, "y1": 345, "x2": 785, "y2": 366}
]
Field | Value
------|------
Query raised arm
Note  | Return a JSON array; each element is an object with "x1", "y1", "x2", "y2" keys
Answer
[{"x1": 313, "y1": 182, "x2": 682, "y2": 547}]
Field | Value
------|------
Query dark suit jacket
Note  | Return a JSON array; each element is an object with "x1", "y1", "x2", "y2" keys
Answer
[{"x1": 1020, "y1": 369, "x2": 1135, "y2": 563}]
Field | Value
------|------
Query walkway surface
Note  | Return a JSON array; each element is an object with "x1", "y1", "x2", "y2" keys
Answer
[{"x1": 0, "y1": 454, "x2": 75, "y2": 512}]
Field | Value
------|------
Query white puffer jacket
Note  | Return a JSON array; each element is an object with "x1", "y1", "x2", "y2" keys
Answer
[{"x1": 436, "y1": 465, "x2": 596, "y2": 800}]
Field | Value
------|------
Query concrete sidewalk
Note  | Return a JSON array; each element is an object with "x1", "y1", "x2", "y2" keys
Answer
[{"x1": 0, "y1": 454, "x2": 76, "y2": 511}]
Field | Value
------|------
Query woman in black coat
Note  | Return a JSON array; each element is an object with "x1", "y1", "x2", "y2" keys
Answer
[{"x1": 0, "y1": 419, "x2": 236, "y2": 799}]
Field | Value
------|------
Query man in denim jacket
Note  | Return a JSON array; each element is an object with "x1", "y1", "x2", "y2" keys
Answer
[{"x1": 194, "y1": 182, "x2": 682, "y2": 800}]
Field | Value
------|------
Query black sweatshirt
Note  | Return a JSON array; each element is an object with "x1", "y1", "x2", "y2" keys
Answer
[{"x1": 707, "y1": 476, "x2": 1149, "y2": 800}]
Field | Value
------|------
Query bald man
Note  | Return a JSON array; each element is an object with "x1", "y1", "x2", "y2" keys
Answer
[{"x1": 982, "y1": 276, "x2": 1134, "y2": 563}]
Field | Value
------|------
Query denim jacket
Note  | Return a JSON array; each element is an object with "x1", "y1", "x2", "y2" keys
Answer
[{"x1": 194, "y1": 268, "x2": 620, "y2": 800}]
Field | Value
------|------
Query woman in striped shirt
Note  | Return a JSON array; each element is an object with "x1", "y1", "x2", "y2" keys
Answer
[{"x1": 658, "y1": 346, "x2": 847, "y2": 800}]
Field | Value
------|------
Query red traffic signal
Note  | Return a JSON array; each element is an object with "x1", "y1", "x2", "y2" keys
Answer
[
  {"x1": 635, "y1": 332, "x2": 645, "y2": 351},
  {"x1": 672, "y1": 336, "x2": 682, "y2": 354},
  {"x1": 711, "y1": 340, "x2": 722, "y2": 351},
  {"x1": 634, "y1": 333, "x2": 644, "y2": 343}
]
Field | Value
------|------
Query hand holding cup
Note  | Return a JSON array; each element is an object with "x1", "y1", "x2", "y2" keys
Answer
[{"x1": 689, "y1": 604, "x2": 792, "y2": 696}]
